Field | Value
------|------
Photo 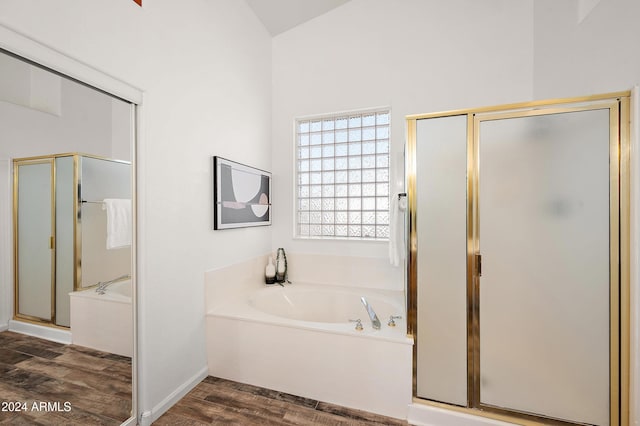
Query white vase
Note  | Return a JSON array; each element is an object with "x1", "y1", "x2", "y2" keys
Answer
[{"x1": 265, "y1": 256, "x2": 276, "y2": 284}]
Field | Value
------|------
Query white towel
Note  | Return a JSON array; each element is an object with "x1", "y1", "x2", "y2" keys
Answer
[
  {"x1": 103, "y1": 198, "x2": 132, "y2": 249},
  {"x1": 388, "y1": 194, "x2": 406, "y2": 266}
]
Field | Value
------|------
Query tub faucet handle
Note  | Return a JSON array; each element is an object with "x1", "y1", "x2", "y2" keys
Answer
[
  {"x1": 388, "y1": 315, "x2": 402, "y2": 327},
  {"x1": 349, "y1": 319, "x2": 363, "y2": 331}
]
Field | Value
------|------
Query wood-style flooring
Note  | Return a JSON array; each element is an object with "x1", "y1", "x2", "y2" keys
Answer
[
  {"x1": 0, "y1": 330, "x2": 132, "y2": 425},
  {"x1": 0, "y1": 331, "x2": 406, "y2": 425},
  {"x1": 155, "y1": 376, "x2": 409, "y2": 425}
]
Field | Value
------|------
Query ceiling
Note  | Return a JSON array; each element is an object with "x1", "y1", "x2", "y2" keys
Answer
[
  {"x1": 245, "y1": 0, "x2": 351, "y2": 36},
  {"x1": 247, "y1": 0, "x2": 604, "y2": 36}
]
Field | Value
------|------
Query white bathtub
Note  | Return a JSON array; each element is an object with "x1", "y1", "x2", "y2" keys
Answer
[
  {"x1": 206, "y1": 282, "x2": 414, "y2": 419},
  {"x1": 251, "y1": 285, "x2": 400, "y2": 322},
  {"x1": 69, "y1": 280, "x2": 133, "y2": 357},
  {"x1": 73, "y1": 280, "x2": 132, "y2": 302}
]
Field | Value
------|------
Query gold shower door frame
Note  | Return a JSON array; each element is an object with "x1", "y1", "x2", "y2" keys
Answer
[
  {"x1": 406, "y1": 91, "x2": 631, "y2": 426},
  {"x1": 12, "y1": 152, "x2": 131, "y2": 329},
  {"x1": 13, "y1": 157, "x2": 57, "y2": 325}
]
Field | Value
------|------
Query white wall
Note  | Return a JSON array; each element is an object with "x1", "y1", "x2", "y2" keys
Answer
[
  {"x1": 0, "y1": 77, "x2": 114, "y2": 159},
  {"x1": 0, "y1": 55, "x2": 62, "y2": 116},
  {"x1": 0, "y1": 0, "x2": 272, "y2": 421},
  {"x1": 533, "y1": 1, "x2": 640, "y2": 423},
  {"x1": 271, "y1": 0, "x2": 534, "y2": 289},
  {"x1": 533, "y1": 0, "x2": 640, "y2": 99},
  {"x1": 112, "y1": 99, "x2": 132, "y2": 161}
]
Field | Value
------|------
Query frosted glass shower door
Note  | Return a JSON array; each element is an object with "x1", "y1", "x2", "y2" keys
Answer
[
  {"x1": 477, "y1": 108, "x2": 612, "y2": 425},
  {"x1": 16, "y1": 160, "x2": 54, "y2": 322}
]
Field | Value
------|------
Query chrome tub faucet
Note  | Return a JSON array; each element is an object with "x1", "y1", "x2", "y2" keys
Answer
[
  {"x1": 360, "y1": 296, "x2": 381, "y2": 330},
  {"x1": 96, "y1": 274, "x2": 130, "y2": 294}
]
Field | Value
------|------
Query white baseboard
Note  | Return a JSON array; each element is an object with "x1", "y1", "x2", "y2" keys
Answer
[
  {"x1": 0, "y1": 323, "x2": 8, "y2": 332},
  {"x1": 9, "y1": 319, "x2": 72, "y2": 344},
  {"x1": 407, "y1": 403, "x2": 516, "y2": 426},
  {"x1": 120, "y1": 415, "x2": 137, "y2": 426},
  {"x1": 139, "y1": 365, "x2": 208, "y2": 426}
]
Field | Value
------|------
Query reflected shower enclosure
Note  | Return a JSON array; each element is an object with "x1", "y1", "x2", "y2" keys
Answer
[{"x1": 13, "y1": 153, "x2": 131, "y2": 328}]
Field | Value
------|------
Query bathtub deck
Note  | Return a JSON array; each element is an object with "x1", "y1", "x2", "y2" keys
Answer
[
  {"x1": 156, "y1": 376, "x2": 409, "y2": 425},
  {"x1": 0, "y1": 331, "x2": 132, "y2": 425}
]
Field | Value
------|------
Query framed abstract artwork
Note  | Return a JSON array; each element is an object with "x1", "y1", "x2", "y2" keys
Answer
[{"x1": 213, "y1": 156, "x2": 272, "y2": 230}]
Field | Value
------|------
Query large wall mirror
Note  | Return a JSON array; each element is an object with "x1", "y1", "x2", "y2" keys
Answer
[{"x1": 0, "y1": 48, "x2": 136, "y2": 425}]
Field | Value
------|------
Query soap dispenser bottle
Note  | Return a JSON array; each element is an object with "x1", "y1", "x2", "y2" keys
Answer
[
  {"x1": 275, "y1": 248, "x2": 287, "y2": 283},
  {"x1": 265, "y1": 257, "x2": 276, "y2": 285}
]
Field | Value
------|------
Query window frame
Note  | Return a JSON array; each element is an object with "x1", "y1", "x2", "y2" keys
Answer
[{"x1": 293, "y1": 107, "x2": 391, "y2": 241}]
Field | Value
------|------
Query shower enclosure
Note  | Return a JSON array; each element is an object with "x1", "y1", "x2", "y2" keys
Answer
[
  {"x1": 13, "y1": 153, "x2": 131, "y2": 328},
  {"x1": 407, "y1": 93, "x2": 630, "y2": 425}
]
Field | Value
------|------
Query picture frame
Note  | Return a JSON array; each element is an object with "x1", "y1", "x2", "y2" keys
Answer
[{"x1": 212, "y1": 156, "x2": 272, "y2": 230}]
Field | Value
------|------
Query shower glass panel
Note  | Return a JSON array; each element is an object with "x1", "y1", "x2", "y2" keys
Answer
[
  {"x1": 415, "y1": 115, "x2": 468, "y2": 406},
  {"x1": 477, "y1": 109, "x2": 611, "y2": 425},
  {"x1": 79, "y1": 156, "x2": 131, "y2": 289},
  {"x1": 16, "y1": 160, "x2": 54, "y2": 321},
  {"x1": 55, "y1": 156, "x2": 74, "y2": 327}
]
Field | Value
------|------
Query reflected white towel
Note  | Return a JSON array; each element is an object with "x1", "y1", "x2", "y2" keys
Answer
[
  {"x1": 103, "y1": 198, "x2": 132, "y2": 249},
  {"x1": 388, "y1": 194, "x2": 405, "y2": 266}
]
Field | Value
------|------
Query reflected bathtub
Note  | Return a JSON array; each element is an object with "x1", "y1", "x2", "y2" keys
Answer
[
  {"x1": 69, "y1": 280, "x2": 133, "y2": 357},
  {"x1": 206, "y1": 283, "x2": 413, "y2": 419}
]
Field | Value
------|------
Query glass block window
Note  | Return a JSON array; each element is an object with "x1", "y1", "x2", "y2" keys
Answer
[{"x1": 296, "y1": 109, "x2": 390, "y2": 239}]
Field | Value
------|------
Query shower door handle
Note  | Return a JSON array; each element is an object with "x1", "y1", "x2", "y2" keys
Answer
[{"x1": 476, "y1": 254, "x2": 482, "y2": 277}]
